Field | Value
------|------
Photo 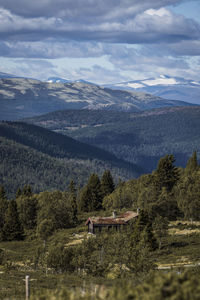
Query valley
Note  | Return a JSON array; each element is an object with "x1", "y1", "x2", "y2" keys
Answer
[{"x1": 24, "y1": 106, "x2": 200, "y2": 172}]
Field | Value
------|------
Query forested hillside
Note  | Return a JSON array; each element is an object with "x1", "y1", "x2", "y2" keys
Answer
[
  {"x1": 0, "y1": 122, "x2": 142, "y2": 197},
  {"x1": 24, "y1": 106, "x2": 200, "y2": 172}
]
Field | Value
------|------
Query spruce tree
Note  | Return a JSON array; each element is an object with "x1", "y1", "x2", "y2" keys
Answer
[
  {"x1": 78, "y1": 185, "x2": 91, "y2": 212},
  {"x1": 185, "y1": 151, "x2": 199, "y2": 173},
  {"x1": 0, "y1": 186, "x2": 6, "y2": 200},
  {"x1": 3, "y1": 199, "x2": 23, "y2": 241},
  {"x1": 69, "y1": 180, "x2": 78, "y2": 224},
  {"x1": 101, "y1": 170, "x2": 115, "y2": 198},
  {"x1": 22, "y1": 185, "x2": 32, "y2": 197},
  {"x1": 87, "y1": 173, "x2": 103, "y2": 210},
  {"x1": 130, "y1": 210, "x2": 157, "y2": 250},
  {"x1": 0, "y1": 186, "x2": 8, "y2": 240},
  {"x1": 153, "y1": 154, "x2": 179, "y2": 192},
  {"x1": 16, "y1": 188, "x2": 22, "y2": 198},
  {"x1": 17, "y1": 193, "x2": 38, "y2": 230}
]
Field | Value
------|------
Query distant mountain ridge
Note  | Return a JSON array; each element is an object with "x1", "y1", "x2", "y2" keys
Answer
[
  {"x1": 0, "y1": 76, "x2": 193, "y2": 121},
  {"x1": 104, "y1": 75, "x2": 200, "y2": 104}
]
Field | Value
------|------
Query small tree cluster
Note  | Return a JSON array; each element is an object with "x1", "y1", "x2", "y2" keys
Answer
[{"x1": 78, "y1": 170, "x2": 115, "y2": 212}]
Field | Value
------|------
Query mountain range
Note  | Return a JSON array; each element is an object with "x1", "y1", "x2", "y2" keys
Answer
[
  {"x1": 105, "y1": 75, "x2": 200, "y2": 104},
  {"x1": 0, "y1": 76, "x2": 192, "y2": 121}
]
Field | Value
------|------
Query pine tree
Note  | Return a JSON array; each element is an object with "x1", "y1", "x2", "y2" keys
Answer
[
  {"x1": 17, "y1": 194, "x2": 38, "y2": 230},
  {"x1": 101, "y1": 170, "x2": 115, "y2": 198},
  {"x1": 87, "y1": 173, "x2": 103, "y2": 210},
  {"x1": 69, "y1": 180, "x2": 78, "y2": 224},
  {"x1": 130, "y1": 210, "x2": 157, "y2": 250},
  {"x1": 153, "y1": 154, "x2": 179, "y2": 192},
  {"x1": 78, "y1": 185, "x2": 91, "y2": 212},
  {"x1": 3, "y1": 199, "x2": 23, "y2": 241},
  {"x1": 185, "y1": 151, "x2": 199, "y2": 173},
  {"x1": 0, "y1": 186, "x2": 6, "y2": 200},
  {"x1": 0, "y1": 186, "x2": 8, "y2": 240},
  {"x1": 16, "y1": 188, "x2": 22, "y2": 198},
  {"x1": 22, "y1": 185, "x2": 32, "y2": 197}
]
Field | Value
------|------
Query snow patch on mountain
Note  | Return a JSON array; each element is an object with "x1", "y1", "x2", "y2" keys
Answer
[
  {"x1": 104, "y1": 75, "x2": 200, "y2": 104},
  {"x1": 142, "y1": 77, "x2": 179, "y2": 86}
]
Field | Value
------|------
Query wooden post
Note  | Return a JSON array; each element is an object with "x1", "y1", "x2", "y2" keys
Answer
[{"x1": 25, "y1": 275, "x2": 30, "y2": 300}]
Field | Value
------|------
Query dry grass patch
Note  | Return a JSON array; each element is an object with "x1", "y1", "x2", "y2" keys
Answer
[
  {"x1": 168, "y1": 228, "x2": 200, "y2": 235},
  {"x1": 170, "y1": 220, "x2": 200, "y2": 226}
]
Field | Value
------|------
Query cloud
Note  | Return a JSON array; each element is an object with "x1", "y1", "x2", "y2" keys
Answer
[
  {"x1": 0, "y1": 0, "x2": 199, "y2": 82},
  {"x1": 0, "y1": 58, "x2": 57, "y2": 80},
  {"x1": 0, "y1": 0, "x2": 183, "y2": 19},
  {"x1": 0, "y1": 41, "x2": 107, "y2": 59},
  {"x1": 66, "y1": 64, "x2": 128, "y2": 84},
  {"x1": 0, "y1": 3, "x2": 199, "y2": 45}
]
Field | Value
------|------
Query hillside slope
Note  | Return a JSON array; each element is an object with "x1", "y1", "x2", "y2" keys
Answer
[
  {"x1": 24, "y1": 106, "x2": 200, "y2": 172},
  {"x1": 0, "y1": 122, "x2": 142, "y2": 197},
  {"x1": 0, "y1": 78, "x2": 192, "y2": 120}
]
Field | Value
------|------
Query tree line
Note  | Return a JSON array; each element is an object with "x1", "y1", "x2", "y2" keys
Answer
[
  {"x1": 103, "y1": 151, "x2": 200, "y2": 221},
  {"x1": 0, "y1": 170, "x2": 115, "y2": 241},
  {"x1": 0, "y1": 151, "x2": 199, "y2": 243}
]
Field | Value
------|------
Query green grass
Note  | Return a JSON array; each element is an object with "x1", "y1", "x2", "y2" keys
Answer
[{"x1": 1, "y1": 219, "x2": 200, "y2": 299}]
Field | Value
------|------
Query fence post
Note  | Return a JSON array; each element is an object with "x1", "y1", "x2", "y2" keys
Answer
[{"x1": 25, "y1": 275, "x2": 30, "y2": 300}]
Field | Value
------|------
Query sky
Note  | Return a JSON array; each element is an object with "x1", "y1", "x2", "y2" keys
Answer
[{"x1": 0, "y1": 0, "x2": 199, "y2": 84}]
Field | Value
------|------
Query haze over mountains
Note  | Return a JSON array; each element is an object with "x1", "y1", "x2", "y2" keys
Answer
[{"x1": 0, "y1": 73, "x2": 194, "y2": 121}]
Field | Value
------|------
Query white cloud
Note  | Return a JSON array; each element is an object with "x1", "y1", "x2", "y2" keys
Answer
[{"x1": 0, "y1": 0, "x2": 199, "y2": 82}]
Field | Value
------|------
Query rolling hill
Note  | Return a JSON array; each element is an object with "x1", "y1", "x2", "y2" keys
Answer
[
  {"x1": 0, "y1": 121, "x2": 142, "y2": 197},
  {"x1": 0, "y1": 77, "x2": 192, "y2": 121},
  {"x1": 24, "y1": 106, "x2": 200, "y2": 172}
]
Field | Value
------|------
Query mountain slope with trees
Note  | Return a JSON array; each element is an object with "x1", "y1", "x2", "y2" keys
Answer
[
  {"x1": 0, "y1": 122, "x2": 142, "y2": 197},
  {"x1": 24, "y1": 106, "x2": 200, "y2": 172}
]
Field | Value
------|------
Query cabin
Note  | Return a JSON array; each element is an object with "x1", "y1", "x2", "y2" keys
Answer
[{"x1": 85, "y1": 211, "x2": 139, "y2": 234}]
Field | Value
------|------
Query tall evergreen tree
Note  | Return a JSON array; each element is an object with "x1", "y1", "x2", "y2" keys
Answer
[
  {"x1": 17, "y1": 193, "x2": 38, "y2": 230},
  {"x1": 22, "y1": 185, "x2": 32, "y2": 197},
  {"x1": 16, "y1": 188, "x2": 22, "y2": 198},
  {"x1": 78, "y1": 185, "x2": 91, "y2": 212},
  {"x1": 69, "y1": 180, "x2": 78, "y2": 224},
  {"x1": 153, "y1": 154, "x2": 179, "y2": 192},
  {"x1": 3, "y1": 199, "x2": 23, "y2": 241},
  {"x1": 101, "y1": 170, "x2": 115, "y2": 198},
  {"x1": 185, "y1": 151, "x2": 199, "y2": 173},
  {"x1": 130, "y1": 210, "x2": 157, "y2": 251},
  {"x1": 87, "y1": 173, "x2": 103, "y2": 210},
  {"x1": 0, "y1": 186, "x2": 6, "y2": 200},
  {"x1": 0, "y1": 186, "x2": 8, "y2": 240},
  {"x1": 78, "y1": 173, "x2": 103, "y2": 212}
]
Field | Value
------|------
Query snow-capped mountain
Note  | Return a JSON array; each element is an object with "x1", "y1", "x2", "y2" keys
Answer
[
  {"x1": 0, "y1": 77, "x2": 192, "y2": 120},
  {"x1": 47, "y1": 77, "x2": 71, "y2": 83},
  {"x1": 104, "y1": 75, "x2": 200, "y2": 104}
]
